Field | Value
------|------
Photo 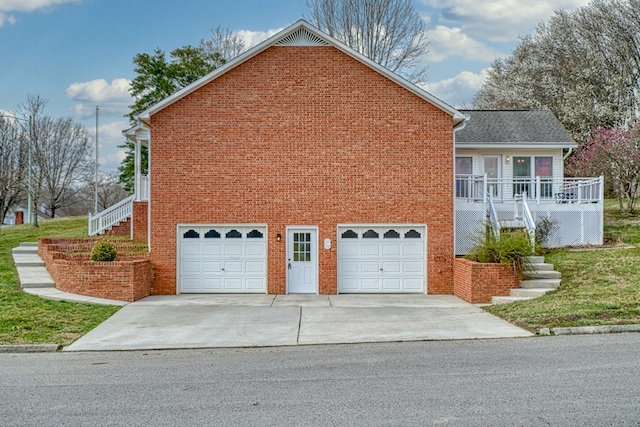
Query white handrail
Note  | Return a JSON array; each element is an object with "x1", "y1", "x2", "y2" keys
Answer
[
  {"x1": 487, "y1": 189, "x2": 500, "y2": 240},
  {"x1": 88, "y1": 194, "x2": 135, "y2": 236},
  {"x1": 520, "y1": 192, "x2": 536, "y2": 248}
]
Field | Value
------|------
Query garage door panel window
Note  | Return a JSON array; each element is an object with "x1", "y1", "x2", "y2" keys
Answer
[
  {"x1": 184, "y1": 229, "x2": 199, "y2": 238},
  {"x1": 384, "y1": 229, "x2": 400, "y2": 238},
  {"x1": 205, "y1": 229, "x2": 221, "y2": 238},
  {"x1": 226, "y1": 229, "x2": 242, "y2": 238},
  {"x1": 363, "y1": 229, "x2": 379, "y2": 238},
  {"x1": 405, "y1": 229, "x2": 421, "y2": 238},
  {"x1": 341, "y1": 229, "x2": 358, "y2": 238},
  {"x1": 247, "y1": 229, "x2": 263, "y2": 238}
]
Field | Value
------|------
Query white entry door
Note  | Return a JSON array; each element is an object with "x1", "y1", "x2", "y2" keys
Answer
[{"x1": 287, "y1": 227, "x2": 318, "y2": 294}]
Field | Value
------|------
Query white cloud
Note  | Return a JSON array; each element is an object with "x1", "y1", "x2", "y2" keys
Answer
[
  {"x1": 421, "y1": 0, "x2": 591, "y2": 41},
  {"x1": 0, "y1": 0, "x2": 81, "y2": 26},
  {"x1": 97, "y1": 120, "x2": 129, "y2": 171},
  {"x1": 236, "y1": 28, "x2": 284, "y2": 49},
  {"x1": 0, "y1": 0, "x2": 81, "y2": 13},
  {"x1": 66, "y1": 78, "x2": 132, "y2": 118},
  {"x1": 421, "y1": 69, "x2": 487, "y2": 107},
  {"x1": 426, "y1": 25, "x2": 503, "y2": 62}
]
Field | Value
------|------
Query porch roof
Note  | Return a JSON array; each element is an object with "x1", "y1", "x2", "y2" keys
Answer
[{"x1": 455, "y1": 110, "x2": 577, "y2": 149}]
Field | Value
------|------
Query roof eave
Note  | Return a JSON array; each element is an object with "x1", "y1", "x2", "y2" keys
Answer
[{"x1": 455, "y1": 141, "x2": 578, "y2": 149}]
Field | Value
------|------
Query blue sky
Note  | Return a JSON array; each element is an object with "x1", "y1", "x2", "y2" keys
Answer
[{"x1": 0, "y1": 0, "x2": 590, "y2": 171}]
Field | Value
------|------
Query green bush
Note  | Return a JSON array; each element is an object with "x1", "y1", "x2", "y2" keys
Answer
[
  {"x1": 90, "y1": 240, "x2": 117, "y2": 262},
  {"x1": 465, "y1": 224, "x2": 533, "y2": 274}
]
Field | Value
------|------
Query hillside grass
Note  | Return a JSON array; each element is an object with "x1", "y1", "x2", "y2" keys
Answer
[
  {"x1": 0, "y1": 217, "x2": 119, "y2": 346},
  {"x1": 486, "y1": 200, "x2": 640, "y2": 331}
]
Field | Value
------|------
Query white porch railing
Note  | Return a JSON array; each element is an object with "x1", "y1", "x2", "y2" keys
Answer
[
  {"x1": 88, "y1": 194, "x2": 135, "y2": 236},
  {"x1": 455, "y1": 175, "x2": 603, "y2": 204},
  {"x1": 137, "y1": 175, "x2": 150, "y2": 201}
]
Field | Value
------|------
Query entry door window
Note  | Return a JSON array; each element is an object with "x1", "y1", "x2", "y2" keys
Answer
[
  {"x1": 293, "y1": 233, "x2": 311, "y2": 262},
  {"x1": 513, "y1": 156, "x2": 531, "y2": 196},
  {"x1": 482, "y1": 156, "x2": 501, "y2": 197},
  {"x1": 455, "y1": 157, "x2": 472, "y2": 198},
  {"x1": 535, "y1": 157, "x2": 553, "y2": 197}
]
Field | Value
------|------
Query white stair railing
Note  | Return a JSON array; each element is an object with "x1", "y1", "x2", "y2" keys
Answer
[
  {"x1": 88, "y1": 194, "x2": 135, "y2": 236},
  {"x1": 487, "y1": 187, "x2": 501, "y2": 240},
  {"x1": 519, "y1": 192, "x2": 536, "y2": 248}
]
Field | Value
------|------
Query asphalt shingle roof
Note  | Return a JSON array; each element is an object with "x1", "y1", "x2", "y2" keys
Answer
[{"x1": 456, "y1": 110, "x2": 576, "y2": 146}]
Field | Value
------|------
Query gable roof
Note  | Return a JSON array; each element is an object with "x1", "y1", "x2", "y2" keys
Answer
[
  {"x1": 137, "y1": 19, "x2": 465, "y2": 127},
  {"x1": 456, "y1": 110, "x2": 576, "y2": 148}
]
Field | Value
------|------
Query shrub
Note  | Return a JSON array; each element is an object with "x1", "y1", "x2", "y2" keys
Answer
[
  {"x1": 90, "y1": 240, "x2": 117, "y2": 262},
  {"x1": 465, "y1": 223, "x2": 533, "y2": 274},
  {"x1": 535, "y1": 217, "x2": 560, "y2": 248}
]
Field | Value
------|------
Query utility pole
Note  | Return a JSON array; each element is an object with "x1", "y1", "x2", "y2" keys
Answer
[{"x1": 94, "y1": 105, "x2": 99, "y2": 214}]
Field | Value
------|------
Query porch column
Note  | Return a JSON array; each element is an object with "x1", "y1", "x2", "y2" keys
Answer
[{"x1": 134, "y1": 138, "x2": 141, "y2": 201}]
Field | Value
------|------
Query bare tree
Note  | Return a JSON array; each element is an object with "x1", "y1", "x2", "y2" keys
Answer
[
  {"x1": 76, "y1": 171, "x2": 129, "y2": 213},
  {"x1": 0, "y1": 115, "x2": 27, "y2": 224},
  {"x1": 18, "y1": 95, "x2": 93, "y2": 222},
  {"x1": 37, "y1": 117, "x2": 92, "y2": 218},
  {"x1": 306, "y1": 0, "x2": 429, "y2": 83},
  {"x1": 199, "y1": 26, "x2": 246, "y2": 68}
]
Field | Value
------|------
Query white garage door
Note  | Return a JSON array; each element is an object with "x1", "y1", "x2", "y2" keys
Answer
[
  {"x1": 338, "y1": 225, "x2": 426, "y2": 293},
  {"x1": 178, "y1": 225, "x2": 267, "y2": 293}
]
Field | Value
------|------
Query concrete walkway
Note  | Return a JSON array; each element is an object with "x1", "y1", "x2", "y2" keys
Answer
[{"x1": 12, "y1": 243, "x2": 533, "y2": 352}]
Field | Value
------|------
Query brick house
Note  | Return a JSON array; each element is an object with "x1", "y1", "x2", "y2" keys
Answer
[{"x1": 91, "y1": 20, "x2": 602, "y2": 297}]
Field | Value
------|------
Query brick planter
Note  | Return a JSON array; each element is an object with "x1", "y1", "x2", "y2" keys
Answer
[
  {"x1": 39, "y1": 238, "x2": 152, "y2": 302},
  {"x1": 453, "y1": 258, "x2": 521, "y2": 304}
]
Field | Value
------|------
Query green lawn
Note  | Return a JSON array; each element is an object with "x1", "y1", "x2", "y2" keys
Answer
[
  {"x1": 486, "y1": 200, "x2": 640, "y2": 331},
  {"x1": 0, "y1": 217, "x2": 119, "y2": 346}
]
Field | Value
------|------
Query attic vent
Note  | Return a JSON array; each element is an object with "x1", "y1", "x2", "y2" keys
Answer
[{"x1": 275, "y1": 28, "x2": 329, "y2": 46}]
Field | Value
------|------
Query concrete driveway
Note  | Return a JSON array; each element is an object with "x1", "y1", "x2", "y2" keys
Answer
[{"x1": 64, "y1": 295, "x2": 532, "y2": 351}]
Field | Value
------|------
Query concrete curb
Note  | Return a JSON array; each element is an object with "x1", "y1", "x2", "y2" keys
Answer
[
  {"x1": 537, "y1": 324, "x2": 640, "y2": 336},
  {"x1": 0, "y1": 344, "x2": 60, "y2": 353}
]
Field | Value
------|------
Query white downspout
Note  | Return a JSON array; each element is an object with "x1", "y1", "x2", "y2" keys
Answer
[{"x1": 452, "y1": 114, "x2": 469, "y2": 257}]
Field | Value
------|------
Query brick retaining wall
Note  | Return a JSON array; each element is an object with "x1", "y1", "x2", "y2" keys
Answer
[
  {"x1": 453, "y1": 258, "x2": 520, "y2": 304},
  {"x1": 39, "y1": 238, "x2": 151, "y2": 302}
]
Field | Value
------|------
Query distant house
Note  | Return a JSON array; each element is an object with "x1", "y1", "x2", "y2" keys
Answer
[{"x1": 89, "y1": 20, "x2": 603, "y2": 297}]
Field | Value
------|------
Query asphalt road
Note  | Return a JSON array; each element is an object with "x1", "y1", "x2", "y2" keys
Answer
[{"x1": 1, "y1": 334, "x2": 639, "y2": 426}]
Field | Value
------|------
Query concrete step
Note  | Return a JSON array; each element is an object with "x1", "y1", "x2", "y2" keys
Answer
[
  {"x1": 20, "y1": 242, "x2": 39, "y2": 247},
  {"x1": 524, "y1": 256, "x2": 545, "y2": 264},
  {"x1": 12, "y1": 245, "x2": 38, "y2": 254},
  {"x1": 509, "y1": 288, "x2": 556, "y2": 298},
  {"x1": 12, "y1": 253, "x2": 45, "y2": 267},
  {"x1": 520, "y1": 278, "x2": 561, "y2": 289},
  {"x1": 15, "y1": 266, "x2": 54, "y2": 288},
  {"x1": 525, "y1": 262, "x2": 554, "y2": 271},
  {"x1": 491, "y1": 296, "x2": 533, "y2": 305},
  {"x1": 522, "y1": 270, "x2": 562, "y2": 280}
]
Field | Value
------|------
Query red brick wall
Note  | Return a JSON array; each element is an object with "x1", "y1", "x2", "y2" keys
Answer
[
  {"x1": 132, "y1": 201, "x2": 148, "y2": 243},
  {"x1": 453, "y1": 258, "x2": 520, "y2": 303},
  {"x1": 105, "y1": 218, "x2": 131, "y2": 237},
  {"x1": 38, "y1": 238, "x2": 151, "y2": 302},
  {"x1": 54, "y1": 259, "x2": 151, "y2": 302},
  {"x1": 149, "y1": 45, "x2": 455, "y2": 295}
]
